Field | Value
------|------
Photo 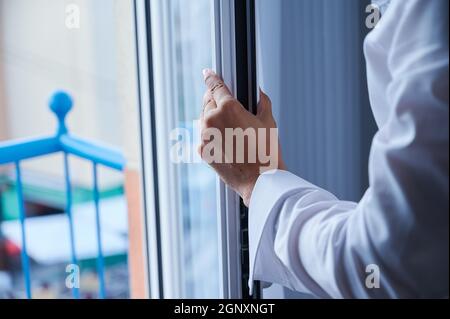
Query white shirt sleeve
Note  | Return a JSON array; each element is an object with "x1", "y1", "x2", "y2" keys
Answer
[{"x1": 248, "y1": 0, "x2": 449, "y2": 298}]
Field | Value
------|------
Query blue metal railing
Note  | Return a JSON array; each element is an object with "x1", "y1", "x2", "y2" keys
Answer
[{"x1": 0, "y1": 91, "x2": 126, "y2": 299}]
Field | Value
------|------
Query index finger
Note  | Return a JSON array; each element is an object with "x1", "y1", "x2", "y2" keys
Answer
[{"x1": 203, "y1": 69, "x2": 234, "y2": 107}]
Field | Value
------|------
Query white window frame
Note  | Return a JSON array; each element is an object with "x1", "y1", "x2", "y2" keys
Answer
[
  {"x1": 134, "y1": 0, "x2": 258, "y2": 299},
  {"x1": 212, "y1": 0, "x2": 243, "y2": 299},
  {"x1": 134, "y1": 0, "x2": 164, "y2": 299}
]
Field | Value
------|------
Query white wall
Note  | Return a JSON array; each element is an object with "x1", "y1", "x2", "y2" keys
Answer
[
  {"x1": 257, "y1": 0, "x2": 375, "y2": 202},
  {"x1": 256, "y1": 0, "x2": 376, "y2": 299}
]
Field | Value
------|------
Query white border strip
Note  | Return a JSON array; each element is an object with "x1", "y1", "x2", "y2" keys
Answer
[
  {"x1": 214, "y1": 0, "x2": 242, "y2": 299},
  {"x1": 134, "y1": 0, "x2": 160, "y2": 299}
]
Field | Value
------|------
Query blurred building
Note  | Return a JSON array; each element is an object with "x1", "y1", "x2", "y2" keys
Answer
[{"x1": 0, "y1": 0, "x2": 141, "y2": 299}]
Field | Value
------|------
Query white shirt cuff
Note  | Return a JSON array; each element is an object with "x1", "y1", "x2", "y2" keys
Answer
[{"x1": 247, "y1": 169, "x2": 318, "y2": 295}]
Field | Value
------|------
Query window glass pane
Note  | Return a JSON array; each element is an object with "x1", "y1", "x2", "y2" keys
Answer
[
  {"x1": 172, "y1": 0, "x2": 219, "y2": 298},
  {"x1": 151, "y1": 0, "x2": 220, "y2": 298},
  {"x1": 0, "y1": 0, "x2": 140, "y2": 299}
]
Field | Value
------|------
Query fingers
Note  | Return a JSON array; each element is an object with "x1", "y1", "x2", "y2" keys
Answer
[
  {"x1": 203, "y1": 69, "x2": 234, "y2": 107},
  {"x1": 257, "y1": 89, "x2": 273, "y2": 121},
  {"x1": 203, "y1": 89, "x2": 217, "y2": 115}
]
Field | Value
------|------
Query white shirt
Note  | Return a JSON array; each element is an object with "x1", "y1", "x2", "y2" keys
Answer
[{"x1": 249, "y1": 0, "x2": 449, "y2": 298}]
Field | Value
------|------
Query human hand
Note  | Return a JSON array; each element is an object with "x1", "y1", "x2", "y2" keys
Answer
[{"x1": 199, "y1": 69, "x2": 285, "y2": 206}]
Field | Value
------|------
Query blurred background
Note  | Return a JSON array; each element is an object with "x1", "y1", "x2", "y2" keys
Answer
[
  {"x1": 0, "y1": 0, "x2": 140, "y2": 298},
  {"x1": 0, "y1": 0, "x2": 221, "y2": 299}
]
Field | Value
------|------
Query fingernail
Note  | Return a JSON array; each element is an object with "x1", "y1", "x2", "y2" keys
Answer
[{"x1": 202, "y1": 68, "x2": 213, "y2": 80}]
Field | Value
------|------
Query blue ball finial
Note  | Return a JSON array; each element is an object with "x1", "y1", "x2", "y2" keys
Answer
[{"x1": 49, "y1": 91, "x2": 73, "y2": 135}]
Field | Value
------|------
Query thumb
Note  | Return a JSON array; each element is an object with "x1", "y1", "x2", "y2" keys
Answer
[{"x1": 257, "y1": 89, "x2": 273, "y2": 122}]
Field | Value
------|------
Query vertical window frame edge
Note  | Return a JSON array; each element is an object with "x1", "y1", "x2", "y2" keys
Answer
[
  {"x1": 134, "y1": 0, "x2": 164, "y2": 299},
  {"x1": 214, "y1": 0, "x2": 243, "y2": 300},
  {"x1": 233, "y1": 0, "x2": 261, "y2": 300},
  {"x1": 215, "y1": 0, "x2": 261, "y2": 300}
]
